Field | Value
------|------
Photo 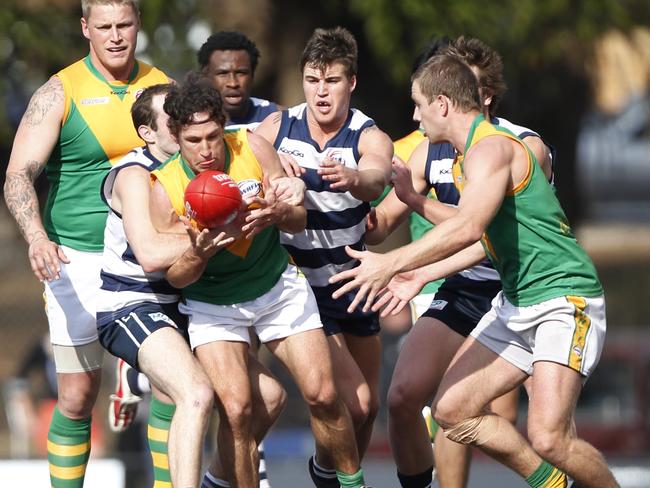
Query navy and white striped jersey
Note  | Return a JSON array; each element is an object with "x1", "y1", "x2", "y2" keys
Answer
[
  {"x1": 96, "y1": 147, "x2": 179, "y2": 313},
  {"x1": 226, "y1": 97, "x2": 279, "y2": 130},
  {"x1": 424, "y1": 117, "x2": 548, "y2": 282},
  {"x1": 275, "y1": 103, "x2": 375, "y2": 316}
]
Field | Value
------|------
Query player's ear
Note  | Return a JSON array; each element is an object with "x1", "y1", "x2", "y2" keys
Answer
[
  {"x1": 137, "y1": 124, "x2": 153, "y2": 144},
  {"x1": 349, "y1": 74, "x2": 357, "y2": 93},
  {"x1": 80, "y1": 17, "x2": 90, "y2": 40},
  {"x1": 438, "y1": 95, "x2": 449, "y2": 116}
]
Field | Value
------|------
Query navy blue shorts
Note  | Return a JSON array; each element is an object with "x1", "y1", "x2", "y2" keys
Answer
[
  {"x1": 97, "y1": 301, "x2": 189, "y2": 369},
  {"x1": 421, "y1": 274, "x2": 501, "y2": 338},
  {"x1": 319, "y1": 312, "x2": 380, "y2": 337},
  {"x1": 312, "y1": 285, "x2": 380, "y2": 337}
]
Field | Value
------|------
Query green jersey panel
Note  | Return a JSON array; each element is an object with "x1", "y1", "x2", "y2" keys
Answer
[{"x1": 462, "y1": 115, "x2": 603, "y2": 306}]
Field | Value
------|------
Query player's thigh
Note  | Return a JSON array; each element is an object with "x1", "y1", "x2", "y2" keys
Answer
[
  {"x1": 247, "y1": 353, "x2": 285, "y2": 414},
  {"x1": 327, "y1": 333, "x2": 372, "y2": 415},
  {"x1": 527, "y1": 360, "x2": 582, "y2": 437},
  {"x1": 266, "y1": 328, "x2": 335, "y2": 399},
  {"x1": 195, "y1": 339, "x2": 251, "y2": 403},
  {"x1": 435, "y1": 336, "x2": 527, "y2": 423},
  {"x1": 389, "y1": 317, "x2": 465, "y2": 406},
  {"x1": 343, "y1": 332, "x2": 382, "y2": 392},
  {"x1": 138, "y1": 327, "x2": 208, "y2": 400}
]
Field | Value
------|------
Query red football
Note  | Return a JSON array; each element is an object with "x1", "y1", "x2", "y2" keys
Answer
[{"x1": 184, "y1": 170, "x2": 242, "y2": 228}]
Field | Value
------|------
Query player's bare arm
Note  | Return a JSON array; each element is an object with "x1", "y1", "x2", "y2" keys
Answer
[
  {"x1": 522, "y1": 135, "x2": 552, "y2": 180},
  {"x1": 320, "y1": 124, "x2": 392, "y2": 201},
  {"x1": 366, "y1": 140, "x2": 429, "y2": 245},
  {"x1": 243, "y1": 130, "x2": 307, "y2": 237},
  {"x1": 330, "y1": 136, "x2": 514, "y2": 312},
  {"x1": 115, "y1": 166, "x2": 192, "y2": 272},
  {"x1": 4, "y1": 76, "x2": 67, "y2": 282}
]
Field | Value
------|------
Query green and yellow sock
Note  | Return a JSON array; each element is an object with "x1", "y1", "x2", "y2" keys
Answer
[
  {"x1": 526, "y1": 460, "x2": 567, "y2": 488},
  {"x1": 47, "y1": 406, "x2": 91, "y2": 488},
  {"x1": 337, "y1": 468, "x2": 366, "y2": 488},
  {"x1": 148, "y1": 396, "x2": 175, "y2": 488}
]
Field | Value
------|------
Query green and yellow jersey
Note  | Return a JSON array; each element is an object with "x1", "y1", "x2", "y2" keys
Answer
[
  {"x1": 44, "y1": 56, "x2": 168, "y2": 252},
  {"x1": 457, "y1": 115, "x2": 603, "y2": 306},
  {"x1": 152, "y1": 128, "x2": 289, "y2": 305}
]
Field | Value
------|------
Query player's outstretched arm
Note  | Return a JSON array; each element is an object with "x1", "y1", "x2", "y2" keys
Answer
[
  {"x1": 4, "y1": 77, "x2": 68, "y2": 282},
  {"x1": 330, "y1": 137, "x2": 511, "y2": 312},
  {"x1": 371, "y1": 241, "x2": 487, "y2": 316},
  {"x1": 115, "y1": 166, "x2": 191, "y2": 273}
]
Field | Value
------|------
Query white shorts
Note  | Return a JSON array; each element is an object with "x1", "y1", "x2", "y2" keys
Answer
[
  {"x1": 471, "y1": 291, "x2": 606, "y2": 379},
  {"x1": 181, "y1": 264, "x2": 323, "y2": 350},
  {"x1": 410, "y1": 293, "x2": 436, "y2": 321},
  {"x1": 44, "y1": 246, "x2": 103, "y2": 347}
]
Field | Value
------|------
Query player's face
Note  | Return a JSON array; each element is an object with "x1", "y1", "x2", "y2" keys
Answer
[
  {"x1": 302, "y1": 62, "x2": 356, "y2": 131},
  {"x1": 81, "y1": 3, "x2": 139, "y2": 80},
  {"x1": 150, "y1": 94, "x2": 178, "y2": 159},
  {"x1": 411, "y1": 80, "x2": 440, "y2": 143},
  {"x1": 204, "y1": 50, "x2": 254, "y2": 120},
  {"x1": 176, "y1": 112, "x2": 226, "y2": 174}
]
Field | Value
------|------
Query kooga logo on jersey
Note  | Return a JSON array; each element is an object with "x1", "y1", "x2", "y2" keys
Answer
[{"x1": 279, "y1": 147, "x2": 304, "y2": 158}]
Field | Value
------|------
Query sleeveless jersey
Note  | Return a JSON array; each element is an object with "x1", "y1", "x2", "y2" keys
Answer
[
  {"x1": 96, "y1": 147, "x2": 179, "y2": 314},
  {"x1": 226, "y1": 96, "x2": 279, "y2": 130},
  {"x1": 274, "y1": 103, "x2": 375, "y2": 316},
  {"x1": 44, "y1": 56, "x2": 168, "y2": 252},
  {"x1": 425, "y1": 117, "x2": 543, "y2": 283},
  {"x1": 152, "y1": 128, "x2": 289, "y2": 305},
  {"x1": 457, "y1": 115, "x2": 602, "y2": 305}
]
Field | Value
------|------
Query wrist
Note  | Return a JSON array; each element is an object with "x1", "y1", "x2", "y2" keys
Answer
[{"x1": 27, "y1": 230, "x2": 48, "y2": 246}]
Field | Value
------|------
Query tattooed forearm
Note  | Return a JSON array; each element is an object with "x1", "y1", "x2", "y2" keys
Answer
[
  {"x1": 4, "y1": 160, "x2": 47, "y2": 244},
  {"x1": 23, "y1": 78, "x2": 64, "y2": 128}
]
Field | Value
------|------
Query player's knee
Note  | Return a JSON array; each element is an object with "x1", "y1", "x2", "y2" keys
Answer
[
  {"x1": 346, "y1": 397, "x2": 371, "y2": 428},
  {"x1": 440, "y1": 415, "x2": 498, "y2": 446},
  {"x1": 431, "y1": 394, "x2": 464, "y2": 429},
  {"x1": 219, "y1": 395, "x2": 253, "y2": 432},
  {"x1": 528, "y1": 427, "x2": 569, "y2": 464},
  {"x1": 387, "y1": 382, "x2": 420, "y2": 420},
  {"x1": 181, "y1": 380, "x2": 214, "y2": 415},
  {"x1": 303, "y1": 379, "x2": 339, "y2": 413},
  {"x1": 58, "y1": 383, "x2": 99, "y2": 418}
]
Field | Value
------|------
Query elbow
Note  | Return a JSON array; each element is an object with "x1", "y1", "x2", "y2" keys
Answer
[
  {"x1": 140, "y1": 261, "x2": 161, "y2": 274},
  {"x1": 138, "y1": 253, "x2": 168, "y2": 274},
  {"x1": 464, "y1": 222, "x2": 485, "y2": 245}
]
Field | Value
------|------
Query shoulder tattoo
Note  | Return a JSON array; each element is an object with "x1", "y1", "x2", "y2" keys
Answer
[{"x1": 23, "y1": 78, "x2": 63, "y2": 128}]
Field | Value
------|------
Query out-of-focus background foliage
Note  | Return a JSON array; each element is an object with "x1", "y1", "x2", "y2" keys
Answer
[{"x1": 1, "y1": 1, "x2": 649, "y2": 486}]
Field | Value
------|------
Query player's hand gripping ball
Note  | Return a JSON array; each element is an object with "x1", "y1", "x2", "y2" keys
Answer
[{"x1": 184, "y1": 170, "x2": 242, "y2": 228}]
